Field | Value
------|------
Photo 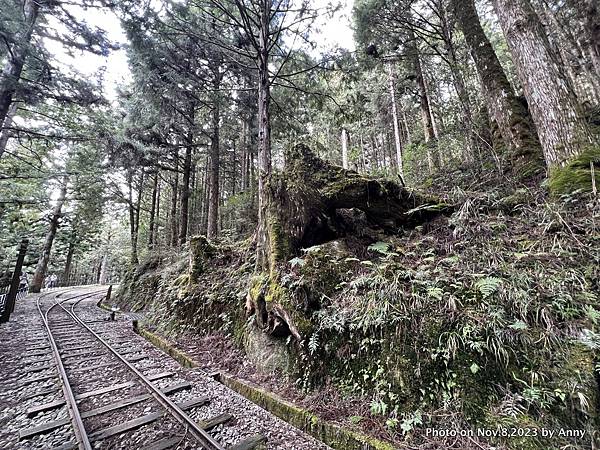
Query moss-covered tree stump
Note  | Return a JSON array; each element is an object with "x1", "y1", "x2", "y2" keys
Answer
[
  {"x1": 247, "y1": 144, "x2": 451, "y2": 346},
  {"x1": 189, "y1": 235, "x2": 216, "y2": 284}
]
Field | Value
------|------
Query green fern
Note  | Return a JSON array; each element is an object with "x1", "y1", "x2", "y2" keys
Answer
[
  {"x1": 308, "y1": 332, "x2": 320, "y2": 354},
  {"x1": 368, "y1": 241, "x2": 391, "y2": 254},
  {"x1": 475, "y1": 276, "x2": 503, "y2": 299}
]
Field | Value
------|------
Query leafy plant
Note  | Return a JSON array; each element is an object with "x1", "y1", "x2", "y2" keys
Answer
[
  {"x1": 368, "y1": 241, "x2": 391, "y2": 255},
  {"x1": 475, "y1": 276, "x2": 503, "y2": 298}
]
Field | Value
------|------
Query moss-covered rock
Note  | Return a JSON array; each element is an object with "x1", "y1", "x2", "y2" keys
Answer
[{"x1": 549, "y1": 146, "x2": 600, "y2": 195}]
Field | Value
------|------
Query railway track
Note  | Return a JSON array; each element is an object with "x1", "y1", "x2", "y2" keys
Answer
[{"x1": 15, "y1": 287, "x2": 265, "y2": 450}]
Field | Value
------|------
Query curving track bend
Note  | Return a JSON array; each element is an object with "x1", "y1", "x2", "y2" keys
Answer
[{"x1": 16, "y1": 287, "x2": 265, "y2": 449}]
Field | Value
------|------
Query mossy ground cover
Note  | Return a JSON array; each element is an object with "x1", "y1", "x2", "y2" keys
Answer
[{"x1": 115, "y1": 164, "x2": 599, "y2": 449}]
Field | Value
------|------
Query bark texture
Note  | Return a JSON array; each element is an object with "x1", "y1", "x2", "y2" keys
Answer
[
  {"x1": 207, "y1": 88, "x2": 221, "y2": 240},
  {"x1": 452, "y1": 0, "x2": 544, "y2": 177},
  {"x1": 492, "y1": 0, "x2": 593, "y2": 168},
  {"x1": 255, "y1": 2, "x2": 273, "y2": 270}
]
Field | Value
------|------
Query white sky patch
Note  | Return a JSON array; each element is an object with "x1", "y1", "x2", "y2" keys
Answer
[
  {"x1": 43, "y1": 5, "x2": 131, "y2": 102},
  {"x1": 311, "y1": 0, "x2": 356, "y2": 53},
  {"x1": 44, "y1": 0, "x2": 355, "y2": 103}
]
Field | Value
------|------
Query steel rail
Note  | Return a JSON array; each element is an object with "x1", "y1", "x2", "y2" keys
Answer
[
  {"x1": 36, "y1": 288, "x2": 106, "y2": 450},
  {"x1": 64, "y1": 295, "x2": 226, "y2": 450}
]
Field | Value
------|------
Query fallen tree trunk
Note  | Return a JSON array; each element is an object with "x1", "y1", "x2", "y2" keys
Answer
[{"x1": 263, "y1": 144, "x2": 450, "y2": 271}]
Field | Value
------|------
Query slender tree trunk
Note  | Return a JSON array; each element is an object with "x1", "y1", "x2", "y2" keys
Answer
[
  {"x1": 31, "y1": 181, "x2": 67, "y2": 292},
  {"x1": 256, "y1": 1, "x2": 273, "y2": 271},
  {"x1": 170, "y1": 154, "x2": 179, "y2": 247},
  {"x1": 452, "y1": 0, "x2": 544, "y2": 177},
  {"x1": 99, "y1": 229, "x2": 112, "y2": 285},
  {"x1": 127, "y1": 170, "x2": 139, "y2": 265},
  {"x1": 62, "y1": 240, "x2": 75, "y2": 286},
  {"x1": 133, "y1": 172, "x2": 143, "y2": 263},
  {"x1": 179, "y1": 139, "x2": 193, "y2": 245},
  {"x1": 148, "y1": 169, "x2": 159, "y2": 249},
  {"x1": 341, "y1": 128, "x2": 349, "y2": 169},
  {"x1": 207, "y1": 75, "x2": 222, "y2": 240},
  {"x1": 409, "y1": 36, "x2": 440, "y2": 171},
  {"x1": 0, "y1": 0, "x2": 39, "y2": 131},
  {"x1": 240, "y1": 119, "x2": 248, "y2": 191},
  {"x1": 0, "y1": 101, "x2": 18, "y2": 159},
  {"x1": 492, "y1": 0, "x2": 593, "y2": 167},
  {"x1": 387, "y1": 63, "x2": 404, "y2": 180},
  {"x1": 413, "y1": 49, "x2": 436, "y2": 145}
]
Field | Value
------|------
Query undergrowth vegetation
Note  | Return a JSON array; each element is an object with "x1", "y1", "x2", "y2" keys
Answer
[{"x1": 117, "y1": 162, "x2": 599, "y2": 449}]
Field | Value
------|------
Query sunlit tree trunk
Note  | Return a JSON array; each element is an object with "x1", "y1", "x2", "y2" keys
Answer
[
  {"x1": 452, "y1": 0, "x2": 544, "y2": 177},
  {"x1": 492, "y1": 0, "x2": 593, "y2": 167},
  {"x1": 341, "y1": 128, "x2": 349, "y2": 169},
  {"x1": 31, "y1": 181, "x2": 68, "y2": 293}
]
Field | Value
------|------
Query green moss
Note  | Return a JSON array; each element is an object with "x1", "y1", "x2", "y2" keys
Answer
[
  {"x1": 549, "y1": 146, "x2": 600, "y2": 195},
  {"x1": 266, "y1": 213, "x2": 292, "y2": 273},
  {"x1": 218, "y1": 374, "x2": 395, "y2": 450},
  {"x1": 265, "y1": 277, "x2": 287, "y2": 303},
  {"x1": 189, "y1": 235, "x2": 216, "y2": 283},
  {"x1": 249, "y1": 274, "x2": 268, "y2": 301}
]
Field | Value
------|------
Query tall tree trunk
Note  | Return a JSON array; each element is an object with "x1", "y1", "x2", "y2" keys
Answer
[
  {"x1": 452, "y1": 0, "x2": 544, "y2": 177},
  {"x1": 256, "y1": 0, "x2": 273, "y2": 271},
  {"x1": 240, "y1": 118, "x2": 248, "y2": 191},
  {"x1": 413, "y1": 48, "x2": 436, "y2": 146},
  {"x1": 31, "y1": 181, "x2": 67, "y2": 292},
  {"x1": 387, "y1": 63, "x2": 404, "y2": 180},
  {"x1": 207, "y1": 75, "x2": 222, "y2": 240},
  {"x1": 148, "y1": 169, "x2": 159, "y2": 249},
  {"x1": 179, "y1": 138, "x2": 193, "y2": 245},
  {"x1": 439, "y1": 0, "x2": 478, "y2": 159},
  {"x1": 127, "y1": 170, "x2": 139, "y2": 265},
  {"x1": 62, "y1": 240, "x2": 75, "y2": 286},
  {"x1": 170, "y1": 152, "x2": 179, "y2": 247},
  {"x1": 0, "y1": 0, "x2": 39, "y2": 131},
  {"x1": 408, "y1": 34, "x2": 440, "y2": 170},
  {"x1": 574, "y1": 0, "x2": 600, "y2": 79},
  {"x1": 492, "y1": 0, "x2": 593, "y2": 168},
  {"x1": 0, "y1": 101, "x2": 18, "y2": 159},
  {"x1": 341, "y1": 128, "x2": 349, "y2": 169}
]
